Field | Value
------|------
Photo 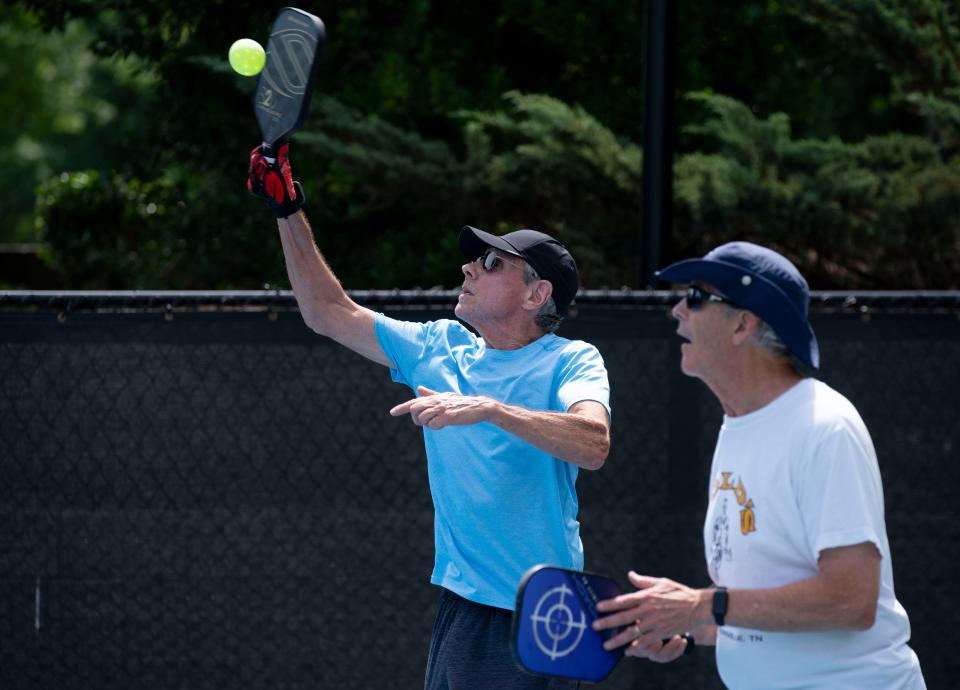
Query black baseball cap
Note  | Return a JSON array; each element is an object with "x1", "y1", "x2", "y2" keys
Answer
[{"x1": 458, "y1": 225, "x2": 580, "y2": 315}]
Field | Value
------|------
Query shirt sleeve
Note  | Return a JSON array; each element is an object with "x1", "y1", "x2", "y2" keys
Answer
[
  {"x1": 796, "y1": 417, "x2": 886, "y2": 560},
  {"x1": 374, "y1": 313, "x2": 432, "y2": 389},
  {"x1": 556, "y1": 343, "x2": 611, "y2": 417}
]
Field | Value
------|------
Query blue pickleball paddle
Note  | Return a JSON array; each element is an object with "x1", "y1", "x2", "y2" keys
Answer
[{"x1": 512, "y1": 565, "x2": 625, "y2": 683}]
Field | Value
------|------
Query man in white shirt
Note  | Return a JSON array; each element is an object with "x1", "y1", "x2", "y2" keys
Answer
[{"x1": 592, "y1": 242, "x2": 925, "y2": 689}]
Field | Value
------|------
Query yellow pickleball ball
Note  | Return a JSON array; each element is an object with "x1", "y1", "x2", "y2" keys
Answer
[{"x1": 228, "y1": 38, "x2": 265, "y2": 77}]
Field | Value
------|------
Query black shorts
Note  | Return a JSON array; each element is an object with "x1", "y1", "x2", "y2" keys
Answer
[{"x1": 424, "y1": 587, "x2": 580, "y2": 690}]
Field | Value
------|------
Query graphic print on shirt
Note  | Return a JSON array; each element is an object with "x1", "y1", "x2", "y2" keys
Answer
[
  {"x1": 709, "y1": 471, "x2": 757, "y2": 580},
  {"x1": 709, "y1": 495, "x2": 731, "y2": 578}
]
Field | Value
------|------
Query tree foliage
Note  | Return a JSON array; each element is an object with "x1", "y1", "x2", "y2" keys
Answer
[
  {"x1": 0, "y1": 9, "x2": 158, "y2": 243},
  {"x1": 675, "y1": 93, "x2": 960, "y2": 287},
  {"x1": 35, "y1": 168, "x2": 279, "y2": 289},
  {"x1": 790, "y1": 0, "x2": 960, "y2": 152},
  {"x1": 7, "y1": 0, "x2": 960, "y2": 290}
]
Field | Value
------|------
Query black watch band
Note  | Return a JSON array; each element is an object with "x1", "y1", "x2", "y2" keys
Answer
[{"x1": 712, "y1": 586, "x2": 728, "y2": 627}]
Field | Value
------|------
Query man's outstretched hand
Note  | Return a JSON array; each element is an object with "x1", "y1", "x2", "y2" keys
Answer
[{"x1": 390, "y1": 386, "x2": 496, "y2": 430}]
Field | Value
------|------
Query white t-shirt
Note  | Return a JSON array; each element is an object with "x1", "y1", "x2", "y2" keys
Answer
[{"x1": 703, "y1": 378, "x2": 925, "y2": 690}]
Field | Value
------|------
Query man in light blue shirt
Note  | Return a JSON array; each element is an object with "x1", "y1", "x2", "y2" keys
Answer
[{"x1": 248, "y1": 143, "x2": 611, "y2": 689}]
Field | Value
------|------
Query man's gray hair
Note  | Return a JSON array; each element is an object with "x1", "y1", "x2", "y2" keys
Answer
[
  {"x1": 522, "y1": 262, "x2": 563, "y2": 333},
  {"x1": 752, "y1": 318, "x2": 814, "y2": 378}
]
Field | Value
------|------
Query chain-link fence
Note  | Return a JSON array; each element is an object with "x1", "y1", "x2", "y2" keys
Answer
[{"x1": 1, "y1": 290, "x2": 957, "y2": 689}]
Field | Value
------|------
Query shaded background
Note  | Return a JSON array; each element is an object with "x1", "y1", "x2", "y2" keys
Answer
[
  {"x1": 2, "y1": 1, "x2": 959, "y2": 291},
  {"x1": 1, "y1": 292, "x2": 956, "y2": 689},
  {"x1": 3, "y1": 2, "x2": 958, "y2": 688}
]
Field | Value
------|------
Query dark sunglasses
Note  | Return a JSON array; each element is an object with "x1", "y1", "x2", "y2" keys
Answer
[
  {"x1": 684, "y1": 285, "x2": 730, "y2": 310},
  {"x1": 474, "y1": 249, "x2": 525, "y2": 272}
]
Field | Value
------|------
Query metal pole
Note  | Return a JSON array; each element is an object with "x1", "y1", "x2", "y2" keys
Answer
[{"x1": 641, "y1": 0, "x2": 675, "y2": 287}]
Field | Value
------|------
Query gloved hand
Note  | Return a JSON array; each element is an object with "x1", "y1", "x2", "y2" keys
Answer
[{"x1": 247, "y1": 142, "x2": 305, "y2": 218}]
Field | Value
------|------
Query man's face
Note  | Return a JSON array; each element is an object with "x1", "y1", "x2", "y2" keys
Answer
[
  {"x1": 670, "y1": 282, "x2": 737, "y2": 380},
  {"x1": 454, "y1": 248, "x2": 531, "y2": 329}
]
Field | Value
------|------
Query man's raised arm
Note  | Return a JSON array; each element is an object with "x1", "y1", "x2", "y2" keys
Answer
[{"x1": 247, "y1": 144, "x2": 390, "y2": 367}]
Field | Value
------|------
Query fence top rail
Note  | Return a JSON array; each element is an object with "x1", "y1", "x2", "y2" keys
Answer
[{"x1": 1, "y1": 289, "x2": 959, "y2": 313}]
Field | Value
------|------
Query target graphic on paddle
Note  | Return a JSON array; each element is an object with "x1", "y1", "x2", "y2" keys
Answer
[
  {"x1": 512, "y1": 565, "x2": 625, "y2": 682},
  {"x1": 530, "y1": 582, "x2": 588, "y2": 659}
]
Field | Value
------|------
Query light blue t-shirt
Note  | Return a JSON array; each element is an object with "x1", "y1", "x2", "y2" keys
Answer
[{"x1": 375, "y1": 314, "x2": 611, "y2": 609}]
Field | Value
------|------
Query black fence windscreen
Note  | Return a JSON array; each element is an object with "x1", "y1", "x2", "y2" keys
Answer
[{"x1": 1, "y1": 291, "x2": 957, "y2": 689}]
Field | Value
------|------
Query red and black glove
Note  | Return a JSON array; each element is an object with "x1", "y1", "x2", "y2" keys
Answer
[{"x1": 247, "y1": 143, "x2": 305, "y2": 218}]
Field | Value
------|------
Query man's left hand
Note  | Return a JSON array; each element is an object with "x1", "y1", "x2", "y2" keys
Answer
[
  {"x1": 625, "y1": 634, "x2": 690, "y2": 663},
  {"x1": 389, "y1": 385, "x2": 496, "y2": 429},
  {"x1": 592, "y1": 571, "x2": 708, "y2": 650}
]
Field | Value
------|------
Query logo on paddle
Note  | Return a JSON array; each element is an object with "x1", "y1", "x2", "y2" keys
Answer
[{"x1": 530, "y1": 583, "x2": 588, "y2": 659}]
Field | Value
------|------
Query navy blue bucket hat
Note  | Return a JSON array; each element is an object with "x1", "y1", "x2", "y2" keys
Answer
[{"x1": 656, "y1": 241, "x2": 820, "y2": 371}]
